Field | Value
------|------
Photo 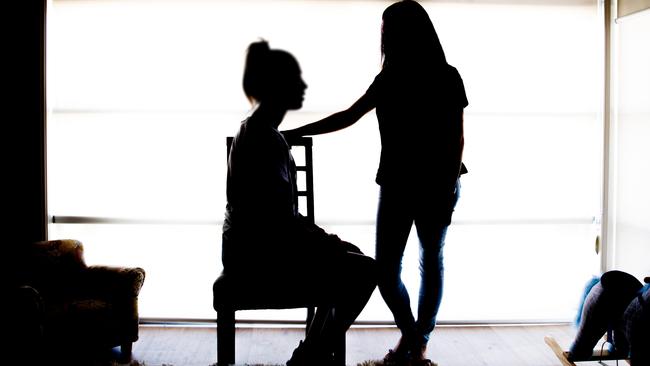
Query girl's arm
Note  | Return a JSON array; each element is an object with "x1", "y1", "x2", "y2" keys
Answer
[{"x1": 283, "y1": 92, "x2": 375, "y2": 139}]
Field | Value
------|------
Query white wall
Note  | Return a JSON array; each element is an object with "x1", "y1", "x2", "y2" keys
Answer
[{"x1": 611, "y1": 7, "x2": 650, "y2": 281}]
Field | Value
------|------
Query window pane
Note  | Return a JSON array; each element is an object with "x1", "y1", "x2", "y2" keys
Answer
[{"x1": 48, "y1": 0, "x2": 602, "y2": 322}]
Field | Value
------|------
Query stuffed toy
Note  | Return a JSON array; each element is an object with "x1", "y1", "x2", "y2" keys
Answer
[{"x1": 568, "y1": 270, "x2": 649, "y2": 365}]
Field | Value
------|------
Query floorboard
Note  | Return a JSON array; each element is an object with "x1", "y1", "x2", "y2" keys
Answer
[{"x1": 127, "y1": 324, "x2": 623, "y2": 366}]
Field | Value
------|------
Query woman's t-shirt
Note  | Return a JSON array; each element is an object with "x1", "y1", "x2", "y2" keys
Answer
[{"x1": 365, "y1": 64, "x2": 468, "y2": 191}]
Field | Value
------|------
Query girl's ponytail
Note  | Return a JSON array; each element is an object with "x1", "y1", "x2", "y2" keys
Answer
[{"x1": 243, "y1": 40, "x2": 271, "y2": 103}]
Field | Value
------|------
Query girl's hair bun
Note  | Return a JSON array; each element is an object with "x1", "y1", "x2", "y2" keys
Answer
[
  {"x1": 247, "y1": 39, "x2": 270, "y2": 58},
  {"x1": 243, "y1": 39, "x2": 271, "y2": 103}
]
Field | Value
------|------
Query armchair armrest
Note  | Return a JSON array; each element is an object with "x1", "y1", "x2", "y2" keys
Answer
[
  {"x1": 7, "y1": 286, "x2": 44, "y2": 362},
  {"x1": 81, "y1": 266, "x2": 145, "y2": 299},
  {"x1": 10, "y1": 285, "x2": 43, "y2": 317}
]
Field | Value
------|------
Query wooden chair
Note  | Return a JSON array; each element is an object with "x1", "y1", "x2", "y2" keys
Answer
[
  {"x1": 545, "y1": 336, "x2": 631, "y2": 366},
  {"x1": 213, "y1": 136, "x2": 345, "y2": 366}
]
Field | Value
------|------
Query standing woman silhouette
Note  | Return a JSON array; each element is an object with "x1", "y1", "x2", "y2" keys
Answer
[{"x1": 283, "y1": 1, "x2": 468, "y2": 365}]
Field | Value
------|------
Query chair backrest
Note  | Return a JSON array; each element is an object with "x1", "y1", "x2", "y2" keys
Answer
[{"x1": 226, "y1": 136, "x2": 315, "y2": 224}]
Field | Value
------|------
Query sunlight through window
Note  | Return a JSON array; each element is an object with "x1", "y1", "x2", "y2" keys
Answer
[{"x1": 48, "y1": 0, "x2": 602, "y2": 323}]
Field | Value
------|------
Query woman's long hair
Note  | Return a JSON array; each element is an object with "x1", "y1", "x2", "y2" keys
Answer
[{"x1": 381, "y1": 0, "x2": 447, "y2": 69}]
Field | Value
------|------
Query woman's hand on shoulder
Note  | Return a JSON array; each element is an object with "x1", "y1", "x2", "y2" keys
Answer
[{"x1": 281, "y1": 129, "x2": 302, "y2": 144}]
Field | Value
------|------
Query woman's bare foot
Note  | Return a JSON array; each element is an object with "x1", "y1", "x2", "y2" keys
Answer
[
  {"x1": 409, "y1": 344, "x2": 437, "y2": 366},
  {"x1": 411, "y1": 343, "x2": 426, "y2": 361},
  {"x1": 383, "y1": 336, "x2": 410, "y2": 366}
]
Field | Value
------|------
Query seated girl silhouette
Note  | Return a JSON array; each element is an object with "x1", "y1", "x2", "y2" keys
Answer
[{"x1": 222, "y1": 40, "x2": 376, "y2": 366}]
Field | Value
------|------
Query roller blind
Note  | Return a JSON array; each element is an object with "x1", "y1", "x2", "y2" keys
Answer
[
  {"x1": 618, "y1": 0, "x2": 650, "y2": 18},
  {"x1": 48, "y1": 0, "x2": 602, "y2": 322}
]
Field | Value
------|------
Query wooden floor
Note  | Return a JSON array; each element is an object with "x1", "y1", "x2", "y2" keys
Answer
[{"x1": 127, "y1": 323, "x2": 623, "y2": 366}]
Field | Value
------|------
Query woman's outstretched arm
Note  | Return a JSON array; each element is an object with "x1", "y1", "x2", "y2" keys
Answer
[{"x1": 283, "y1": 92, "x2": 375, "y2": 139}]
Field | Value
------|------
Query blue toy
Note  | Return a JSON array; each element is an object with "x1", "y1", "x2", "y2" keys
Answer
[{"x1": 545, "y1": 271, "x2": 649, "y2": 365}]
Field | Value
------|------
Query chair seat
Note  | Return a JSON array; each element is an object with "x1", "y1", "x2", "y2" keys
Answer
[{"x1": 213, "y1": 273, "x2": 325, "y2": 311}]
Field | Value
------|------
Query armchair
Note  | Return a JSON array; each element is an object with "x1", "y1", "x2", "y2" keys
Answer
[{"x1": 8, "y1": 239, "x2": 145, "y2": 363}]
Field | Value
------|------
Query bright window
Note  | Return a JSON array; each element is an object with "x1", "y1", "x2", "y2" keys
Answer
[{"x1": 48, "y1": 0, "x2": 602, "y2": 322}]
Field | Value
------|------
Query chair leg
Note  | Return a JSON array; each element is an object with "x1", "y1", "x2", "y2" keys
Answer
[
  {"x1": 333, "y1": 332, "x2": 346, "y2": 366},
  {"x1": 217, "y1": 309, "x2": 236, "y2": 366}
]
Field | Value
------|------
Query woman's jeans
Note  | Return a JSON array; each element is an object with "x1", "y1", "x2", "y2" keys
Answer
[{"x1": 375, "y1": 180, "x2": 460, "y2": 349}]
